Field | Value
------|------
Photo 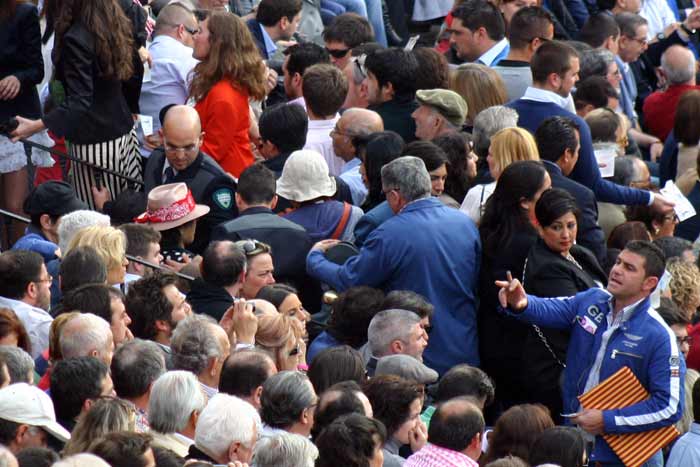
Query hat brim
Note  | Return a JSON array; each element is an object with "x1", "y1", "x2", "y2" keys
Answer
[
  {"x1": 42, "y1": 419, "x2": 71, "y2": 442},
  {"x1": 276, "y1": 177, "x2": 337, "y2": 203},
  {"x1": 144, "y1": 204, "x2": 211, "y2": 231},
  {"x1": 57, "y1": 197, "x2": 89, "y2": 216}
]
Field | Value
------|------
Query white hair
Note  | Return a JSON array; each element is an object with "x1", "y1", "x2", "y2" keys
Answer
[
  {"x1": 253, "y1": 433, "x2": 318, "y2": 467},
  {"x1": 195, "y1": 393, "x2": 261, "y2": 461},
  {"x1": 148, "y1": 370, "x2": 206, "y2": 433},
  {"x1": 52, "y1": 454, "x2": 111, "y2": 467},
  {"x1": 58, "y1": 210, "x2": 110, "y2": 254},
  {"x1": 59, "y1": 313, "x2": 113, "y2": 360}
]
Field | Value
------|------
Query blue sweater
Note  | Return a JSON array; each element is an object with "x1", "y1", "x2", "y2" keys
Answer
[
  {"x1": 306, "y1": 197, "x2": 481, "y2": 375},
  {"x1": 508, "y1": 99, "x2": 651, "y2": 206}
]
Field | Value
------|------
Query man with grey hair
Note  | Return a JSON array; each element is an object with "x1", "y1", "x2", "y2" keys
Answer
[
  {"x1": 111, "y1": 339, "x2": 166, "y2": 432},
  {"x1": 170, "y1": 314, "x2": 230, "y2": 399},
  {"x1": 253, "y1": 432, "x2": 319, "y2": 467},
  {"x1": 365, "y1": 309, "x2": 428, "y2": 376},
  {"x1": 0, "y1": 347, "x2": 34, "y2": 384},
  {"x1": 333, "y1": 108, "x2": 384, "y2": 206},
  {"x1": 260, "y1": 371, "x2": 318, "y2": 439},
  {"x1": 471, "y1": 106, "x2": 519, "y2": 163},
  {"x1": 188, "y1": 393, "x2": 260, "y2": 464},
  {"x1": 149, "y1": 371, "x2": 207, "y2": 457},
  {"x1": 643, "y1": 45, "x2": 699, "y2": 142},
  {"x1": 59, "y1": 313, "x2": 114, "y2": 366},
  {"x1": 307, "y1": 156, "x2": 481, "y2": 375}
]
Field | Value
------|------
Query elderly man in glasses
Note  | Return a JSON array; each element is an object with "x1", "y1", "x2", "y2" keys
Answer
[{"x1": 141, "y1": 105, "x2": 238, "y2": 256}]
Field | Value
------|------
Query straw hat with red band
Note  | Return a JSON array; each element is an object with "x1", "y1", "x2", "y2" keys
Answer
[{"x1": 135, "y1": 183, "x2": 210, "y2": 231}]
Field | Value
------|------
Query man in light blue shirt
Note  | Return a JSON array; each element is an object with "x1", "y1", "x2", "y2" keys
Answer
[
  {"x1": 667, "y1": 380, "x2": 700, "y2": 467},
  {"x1": 139, "y1": 3, "x2": 199, "y2": 154},
  {"x1": 331, "y1": 108, "x2": 383, "y2": 206}
]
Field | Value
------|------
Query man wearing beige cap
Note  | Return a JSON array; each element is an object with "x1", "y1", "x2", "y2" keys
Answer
[
  {"x1": 411, "y1": 89, "x2": 468, "y2": 141},
  {"x1": 0, "y1": 383, "x2": 71, "y2": 454}
]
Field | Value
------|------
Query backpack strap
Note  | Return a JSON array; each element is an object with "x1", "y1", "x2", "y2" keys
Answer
[{"x1": 330, "y1": 202, "x2": 352, "y2": 240}]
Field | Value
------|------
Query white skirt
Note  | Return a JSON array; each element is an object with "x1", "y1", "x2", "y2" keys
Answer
[{"x1": 0, "y1": 131, "x2": 56, "y2": 174}]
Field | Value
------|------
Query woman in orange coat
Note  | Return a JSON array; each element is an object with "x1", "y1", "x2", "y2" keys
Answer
[{"x1": 190, "y1": 10, "x2": 266, "y2": 178}]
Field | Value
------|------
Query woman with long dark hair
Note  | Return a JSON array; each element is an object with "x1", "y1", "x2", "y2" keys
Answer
[
  {"x1": 478, "y1": 160, "x2": 550, "y2": 418},
  {"x1": 521, "y1": 188, "x2": 606, "y2": 422},
  {"x1": 11, "y1": 0, "x2": 141, "y2": 210},
  {"x1": 190, "y1": 10, "x2": 266, "y2": 178},
  {"x1": 0, "y1": 0, "x2": 46, "y2": 244}
]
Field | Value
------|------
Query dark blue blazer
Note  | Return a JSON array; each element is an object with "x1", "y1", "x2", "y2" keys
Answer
[
  {"x1": 246, "y1": 18, "x2": 272, "y2": 60},
  {"x1": 508, "y1": 99, "x2": 650, "y2": 206},
  {"x1": 542, "y1": 160, "x2": 607, "y2": 266}
]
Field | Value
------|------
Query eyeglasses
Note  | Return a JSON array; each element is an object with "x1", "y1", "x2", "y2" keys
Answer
[
  {"x1": 183, "y1": 24, "x2": 200, "y2": 36},
  {"x1": 678, "y1": 336, "x2": 693, "y2": 346},
  {"x1": 529, "y1": 36, "x2": 550, "y2": 43},
  {"x1": 353, "y1": 54, "x2": 368, "y2": 81},
  {"x1": 34, "y1": 275, "x2": 53, "y2": 284},
  {"x1": 163, "y1": 138, "x2": 199, "y2": 154},
  {"x1": 626, "y1": 35, "x2": 648, "y2": 46},
  {"x1": 289, "y1": 345, "x2": 301, "y2": 357},
  {"x1": 662, "y1": 213, "x2": 680, "y2": 223},
  {"x1": 326, "y1": 47, "x2": 350, "y2": 59},
  {"x1": 235, "y1": 239, "x2": 271, "y2": 257},
  {"x1": 330, "y1": 126, "x2": 358, "y2": 138}
]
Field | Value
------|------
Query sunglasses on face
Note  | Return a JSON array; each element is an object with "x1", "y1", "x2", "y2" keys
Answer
[{"x1": 326, "y1": 47, "x2": 350, "y2": 59}]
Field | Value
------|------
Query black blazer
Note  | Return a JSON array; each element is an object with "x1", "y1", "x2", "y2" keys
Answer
[
  {"x1": 0, "y1": 3, "x2": 44, "y2": 121},
  {"x1": 42, "y1": 22, "x2": 133, "y2": 144}
]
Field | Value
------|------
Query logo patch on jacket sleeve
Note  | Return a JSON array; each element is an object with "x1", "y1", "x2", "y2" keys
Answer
[{"x1": 213, "y1": 188, "x2": 232, "y2": 209}]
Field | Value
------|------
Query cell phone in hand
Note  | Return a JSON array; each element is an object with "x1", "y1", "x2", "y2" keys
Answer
[{"x1": 561, "y1": 412, "x2": 580, "y2": 418}]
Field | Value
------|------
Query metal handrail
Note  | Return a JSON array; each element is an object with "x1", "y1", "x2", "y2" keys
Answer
[{"x1": 0, "y1": 208, "x2": 194, "y2": 281}]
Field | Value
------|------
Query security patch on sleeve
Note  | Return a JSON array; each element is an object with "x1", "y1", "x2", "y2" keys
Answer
[{"x1": 213, "y1": 188, "x2": 233, "y2": 209}]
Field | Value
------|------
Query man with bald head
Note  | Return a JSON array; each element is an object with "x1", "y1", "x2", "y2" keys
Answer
[
  {"x1": 405, "y1": 398, "x2": 484, "y2": 467},
  {"x1": 139, "y1": 2, "x2": 200, "y2": 151},
  {"x1": 143, "y1": 105, "x2": 238, "y2": 254},
  {"x1": 332, "y1": 108, "x2": 384, "y2": 206},
  {"x1": 643, "y1": 45, "x2": 700, "y2": 142}
]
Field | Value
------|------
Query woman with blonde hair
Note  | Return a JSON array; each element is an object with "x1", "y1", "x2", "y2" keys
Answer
[
  {"x1": 449, "y1": 63, "x2": 508, "y2": 127},
  {"x1": 66, "y1": 226, "x2": 128, "y2": 286},
  {"x1": 460, "y1": 127, "x2": 539, "y2": 223},
  {"x1": 667, "y1": 257, "x2": 700, "y2": 321},
  {"x1": 255, "y1": 313, "x2": 304, "y2": 371},
  {"x1": 62, "y1": 397, "x2": 135, "y2": 456},
  {"x1": 190, "y1": 10, "x2": 267, "y2": 178}
]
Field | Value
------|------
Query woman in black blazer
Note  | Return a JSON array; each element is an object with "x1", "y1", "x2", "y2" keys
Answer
[
  {"x1": 11, "y1": 0, "x2": 142, "y2": 209},
  {"x1": 0, "y1": 0, "x2": 43, "y2": 242},
  {"x1": 521, "y1": 188, "x2": 607, "y2": 423}
]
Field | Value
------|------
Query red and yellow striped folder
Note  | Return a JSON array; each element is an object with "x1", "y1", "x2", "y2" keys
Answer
[{"x1": 578, "y1": 366, "x2": 680, "y2": 467}]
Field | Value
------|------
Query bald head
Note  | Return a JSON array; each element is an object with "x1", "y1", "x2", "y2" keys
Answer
[
  {"x1": 162, "y1": 105, "x2": 202, "y2": 136},
  {"x1": 154, "y1": 3, "x2": 198, "y2": 38},
  {"x1": 248, "y1": 299, "x2": 278, "y2": 316},
  {"x1": 60, "y1": 313, "x2": 114, "y2": 365},
  {"x1": 661, "y1": 45, "x2": 696, "y2": 85},
  {"x1": 342, "y1": 108, "x2": 385, "y2": 135},
  {"x1": 429, "y1": 397, "x2": 485, "y2": 457},
  {"x1": 53, "y1": 454, "x2": 110, "y2": 467}
]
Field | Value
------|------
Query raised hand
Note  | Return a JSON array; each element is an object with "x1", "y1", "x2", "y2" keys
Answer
[{"x1": 494, "y1": 271, "x2": 528, "y2": 310}]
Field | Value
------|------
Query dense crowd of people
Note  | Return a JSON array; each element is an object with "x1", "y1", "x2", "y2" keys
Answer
[{"x1": 3, "y1": 0, "x2": 700, "y2": 466}]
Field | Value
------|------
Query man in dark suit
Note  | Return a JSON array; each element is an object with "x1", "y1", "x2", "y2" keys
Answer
[
  {"x1": 535, "y1": 116, "x2": 607, "y2": 266},
  {"x1": 143, "y1": 105, "x2": 238, "y2": 254},
  {"x1": 211, "y1": 163, "x2": 322, "y2": 312},
  {"x1": 246, "y1": 0, "x2": 303, "y2": 60}
]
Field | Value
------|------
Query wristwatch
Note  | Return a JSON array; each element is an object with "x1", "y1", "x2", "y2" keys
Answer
[
  {"x1": 681, "y1": 22, "x2": 696, "y2": 35},
  {"x1": 656, "y1": 32, "x2": 666, "y2": 41}
]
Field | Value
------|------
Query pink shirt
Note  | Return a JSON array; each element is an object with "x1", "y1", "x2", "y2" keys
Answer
[{"x1": 404, "y1": 444, "x2": 479, "y2": 467}]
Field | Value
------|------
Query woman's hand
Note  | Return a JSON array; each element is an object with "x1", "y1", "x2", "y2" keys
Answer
[
  {"x1": 10, "y1": 116, "x2": 45, "y2": 142},
  {"x1": 409, "y1": 420, "x2": 428, "y2": 452},
  {"x1": 0, "y1": 76, "x2": 20, "y2": 101}
]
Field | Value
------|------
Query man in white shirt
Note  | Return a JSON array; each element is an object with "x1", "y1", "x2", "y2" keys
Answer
[
  {"x1": 302, "y1": 64, "x2": 349, "y2": 177},
  {"x1": 331, "y1": 108, "x2": 383, "y2": 205},
  {"x1": 0, "y1": 250, "x2": 53, "y2": 360},
  {"x1": 139, "y1": 3, "x2": 199, "y2": 153}
]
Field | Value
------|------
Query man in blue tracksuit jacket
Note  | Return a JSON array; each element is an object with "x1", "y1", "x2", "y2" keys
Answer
[{"x1": 497, "y1": 240, "x2": 684, "y2": 466}]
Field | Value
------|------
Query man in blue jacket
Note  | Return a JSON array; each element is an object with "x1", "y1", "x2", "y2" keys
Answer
[
  {"x1": 306, "y1": 156, "x2": 481, "y2": 375},
  {"x1": 497, "y1": 240, "x2": 684, "y2": 466},
  {"x1": 508, "y1": 40, "x2": 673, "y2": 213}
]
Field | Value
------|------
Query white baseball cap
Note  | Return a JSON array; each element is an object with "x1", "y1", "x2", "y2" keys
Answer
[{"x1": 0, "y1": 383, "x2": 71, "y2": 442}]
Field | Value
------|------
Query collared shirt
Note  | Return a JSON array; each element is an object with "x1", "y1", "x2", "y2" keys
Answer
[
  {"x1": 405, "y1": 443, "x2": 479, "y2": 467},
  {"x1": 123, "y1": 272, "x2": 141, "y2": 295},
  {"x1": 304, "y1": 116, "x2": 346, "y2": 176},
  {"x1": 582, "y1": 295, "x2": 645, "y2": 396},
  {"x1": 521, "y1": 86, "x2": 571, "y2": 110},
  {"x1": 477, "y1": 38, "x2": 510, "y2": 67},
  {"x1": 339, "y1": 158, "x2": 367, "y2": 206},
  {"x1": 667, "y1": 422, "x2": 700, "y2": 467},
  {"x1": 259, "y1": 23, "x2": 277, "y2": 58},
  {"x1": 200, "y1": 382, "x2": 218, "y2": 401},
  {"x1": 288, "y1": 96, "x2": 306, "y2": 111},
  {"x1": 139, "y1": 35, "x2": 198, "y2": 138},
  {"x1": 0, "y1": 296, "x2": 52, "y2": 360},
  {"x1": 641, "y1": 0, "x2": 677, "y2": 38}
]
